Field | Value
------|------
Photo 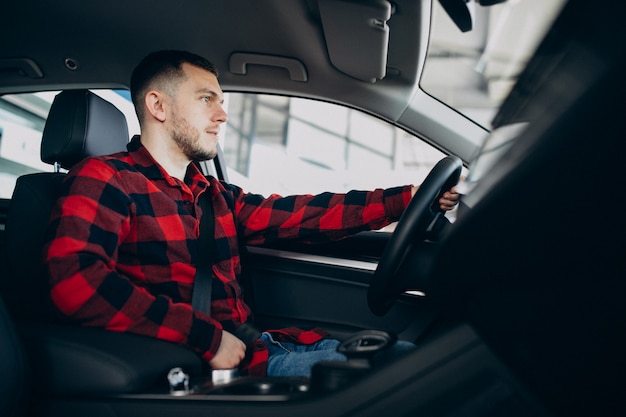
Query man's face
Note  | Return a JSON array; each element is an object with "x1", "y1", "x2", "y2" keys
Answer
[{"x1": 167, "y1": 63, "x2": 228, "y2": 161}]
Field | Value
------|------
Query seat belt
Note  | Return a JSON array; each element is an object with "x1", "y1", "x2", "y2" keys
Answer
[
  {"x1": 191, "y1": 190, "x2": 215, "y2": 317},
  {"x1": 191, "y1": 188, "x2": 262, "y2": 347}
]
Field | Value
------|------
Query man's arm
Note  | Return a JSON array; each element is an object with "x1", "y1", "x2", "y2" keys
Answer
[
  {"x1": 229, "y1": 185, "x2": 414, "y2": 245},
  {"x1": 230, "y1": 181, "x2": 459, "y2": 246}
]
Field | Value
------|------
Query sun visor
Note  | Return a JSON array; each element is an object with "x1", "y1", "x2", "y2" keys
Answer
[{"x1": 318, "y1": 0, "x2": 392, "y2": 83}]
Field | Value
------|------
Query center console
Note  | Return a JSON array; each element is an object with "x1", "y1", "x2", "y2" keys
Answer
[{"x1": 166, "y1": 329, "x2": 397, "y2": 400}]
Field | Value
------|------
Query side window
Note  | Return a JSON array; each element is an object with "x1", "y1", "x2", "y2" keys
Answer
[
  {"x1": 221, "y1": 93, "x2": 446, "y2": 197},
  {"x1": 0, "y1": 92, "x2": 52, "y2": 199},
  {"x1": 0, "y1": 90, "x2": 138, "y2": 199}
]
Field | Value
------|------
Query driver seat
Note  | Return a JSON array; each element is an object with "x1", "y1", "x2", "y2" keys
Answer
[{"x1": 3, "y1": 90, "x2": 202, "y2": 401}]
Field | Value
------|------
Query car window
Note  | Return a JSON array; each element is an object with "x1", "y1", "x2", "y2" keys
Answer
[
  {"x1": 220, "y1": 93, "x2": 446, "y2": 197},
  {"x1": 0, "y1": 90, "x2": 138, "y2": 199},
  {"x1": 421, "y1": 0, "x2": 566, "y2": 129},
  {"x1": 2, "y1": 90, "x2": 449, "y2": 207}
]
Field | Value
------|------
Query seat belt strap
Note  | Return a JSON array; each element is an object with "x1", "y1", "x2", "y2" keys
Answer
[
  {"x1": 191, "y1": 190, "x2": 215, "y2": 316},
  {"x1": 191, "y1": 186, "x2": 262, "y2": 348}
]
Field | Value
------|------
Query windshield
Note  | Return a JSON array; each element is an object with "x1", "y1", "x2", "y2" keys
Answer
[{"x1": 421, "y1": 0, "x2": 567, "y2": 129}]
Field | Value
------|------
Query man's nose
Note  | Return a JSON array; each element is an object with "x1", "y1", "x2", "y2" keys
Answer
[{"x1": 214, "y1": 104, "x2": 228, "y2": 123}]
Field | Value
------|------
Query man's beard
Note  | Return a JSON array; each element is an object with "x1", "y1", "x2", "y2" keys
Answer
[{"x1": 170, "y1": 110, "x2": 217, "y2": 161}]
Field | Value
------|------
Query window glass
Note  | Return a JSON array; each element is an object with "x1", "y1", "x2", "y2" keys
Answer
[
  {"x1": 421, "y1": 0, "x2": 566, "y2": 129},
  {"x1": 2, "y1": 89, "x2": 449, "y2": 214},
  {"x1": 221, "y1": 93, "x2": 446, "y2": 197},
  {"x1": 0, "y1": 90, "x2": 138, "y2": 199}
]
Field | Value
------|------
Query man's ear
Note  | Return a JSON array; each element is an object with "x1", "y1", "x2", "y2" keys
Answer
[{"x1": 145, "y1": 91, "x2": 167, "y2": 122}]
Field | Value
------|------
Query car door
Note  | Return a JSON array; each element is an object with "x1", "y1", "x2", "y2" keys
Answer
[{"x1": 212, "y1": 92, "x2": 455, "y2": 341}]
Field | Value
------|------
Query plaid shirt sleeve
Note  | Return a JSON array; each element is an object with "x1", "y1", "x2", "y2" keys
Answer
[
  {"x1": 227, "y1": 184, "x2": 413, "y2": 245},
  {"x1": 45, "y1": 157, "x2": 223, "y2": 361}
]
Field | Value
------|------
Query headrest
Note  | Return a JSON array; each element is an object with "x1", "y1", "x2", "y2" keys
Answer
[{"x1": 41, "y1": 90, "x2": 130, "y2": 170}]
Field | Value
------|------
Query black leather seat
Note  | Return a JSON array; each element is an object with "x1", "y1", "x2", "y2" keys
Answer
[
  {"x1": 5, "y1": 89, "x2": 131, "y2": 321},
  {"x1": 0, "y1": 297, "x2": 28, "y2": 417},
  {"x1": 2, "y1": 90, "x2": 202, "y2": 401}
]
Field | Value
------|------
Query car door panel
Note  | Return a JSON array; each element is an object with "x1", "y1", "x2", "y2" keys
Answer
[{"x1": 243, "y1": 232, "x2": 438, "y2": 341}]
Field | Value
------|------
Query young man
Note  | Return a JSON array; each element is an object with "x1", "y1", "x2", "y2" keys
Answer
[{"x1": 45, "y1": 50, "x2": 460, "y2": 376}]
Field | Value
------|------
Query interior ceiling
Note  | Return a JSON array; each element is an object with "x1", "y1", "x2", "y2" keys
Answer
[{"x1": 0, "y1": 0, "x2": 426, "y2": 122}]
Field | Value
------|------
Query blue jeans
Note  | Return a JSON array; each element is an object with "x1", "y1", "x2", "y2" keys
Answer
[{"x1": 261, "y1": 332, "x2": 416, "y2": 377}]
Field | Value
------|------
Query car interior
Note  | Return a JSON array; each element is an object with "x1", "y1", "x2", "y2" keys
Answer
[{"x1": 1, "y1": 1, "x2": 625, "y2": 417}]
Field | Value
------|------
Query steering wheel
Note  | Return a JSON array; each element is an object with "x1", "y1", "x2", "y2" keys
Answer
[{"x1": 367, "y1": 156, "x2": 463, "y2": 316}]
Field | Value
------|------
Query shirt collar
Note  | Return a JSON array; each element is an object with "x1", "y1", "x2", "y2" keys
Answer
[{"x1": 127, "y1": 135, "x2": 209, "y2": 193}]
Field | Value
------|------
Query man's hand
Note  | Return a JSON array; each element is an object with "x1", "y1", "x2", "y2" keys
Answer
[
  {"x1": 410, "y1": 185, "x2": 460, "y2": 211},
  {"x1": 209, "y1": 330, "x2": 246, "y2": 369},
  {"x1": 438, "y1": 187, "x2": 460, "y2": 211}
]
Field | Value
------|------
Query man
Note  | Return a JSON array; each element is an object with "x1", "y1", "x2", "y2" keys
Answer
[{"x1": 45, "y1": 50, "x2": 459, "y2": 376}]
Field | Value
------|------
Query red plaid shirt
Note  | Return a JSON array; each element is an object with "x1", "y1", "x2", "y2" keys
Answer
[{"x1": 45, "y1": 136, "x2": 412, "y2": 375}]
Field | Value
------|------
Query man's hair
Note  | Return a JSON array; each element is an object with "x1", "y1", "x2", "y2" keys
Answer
[{"x1": 130, "y1": 50, "x2": 219, "y2": 124}]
